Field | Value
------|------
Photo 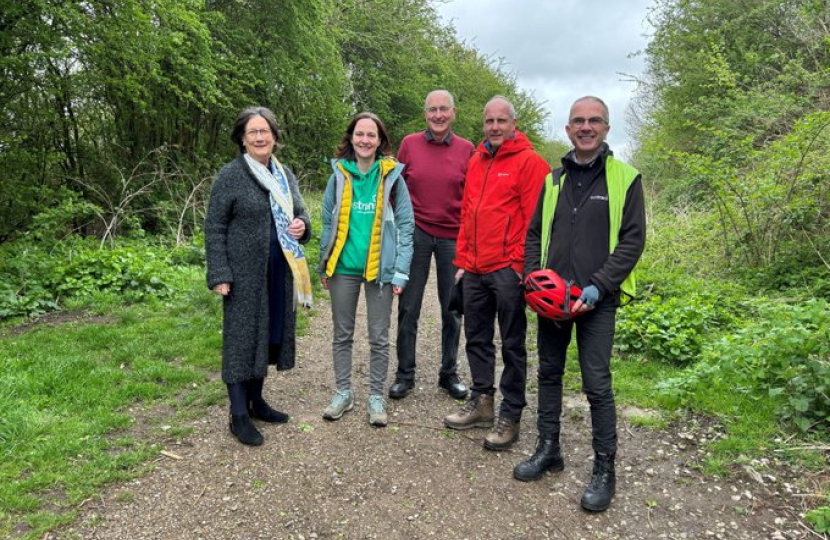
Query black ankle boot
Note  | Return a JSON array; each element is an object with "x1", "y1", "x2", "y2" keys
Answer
[
  {"x1": 580, "y1": 452, "x2": 616, "y2": 512},
  {"x1": 513, "y1": 436, "x2": 565, "y2": 481},
  {"x1": 229, "y1": 414, "x2": 263, "y2": 446},
  {"x1": 246, "y1": 378, "x2": 289, "y2": 423},
  {"x1": 248, "y1": 399, "x2": 289, "y2": 423}
]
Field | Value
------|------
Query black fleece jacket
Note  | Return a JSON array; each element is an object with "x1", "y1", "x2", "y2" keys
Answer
[{"x1": 524, "y1": 144, "x2": 646, "y2": 301}]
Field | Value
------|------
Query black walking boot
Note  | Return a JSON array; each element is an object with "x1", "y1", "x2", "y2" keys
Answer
[
  {"x1": 229, "y1": 414, "x2": 264, "y2": 446},
  {"x1": 513, "y1": 436, "x2": 565, "y2": 481},
  {"x1": 580, "y1": 452, "x2": 616, "y2": 512},
  {"x1": 246, "y1": 378, "x2": 289, "y2": 423}
]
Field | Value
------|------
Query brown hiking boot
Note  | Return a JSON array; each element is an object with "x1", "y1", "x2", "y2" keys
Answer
[
  {"x1": 443, "y1": 394, "x2": 494, "y2": 430},
  {"x1": 483, "y1": 416, "x2": 520, "y2": 451}
]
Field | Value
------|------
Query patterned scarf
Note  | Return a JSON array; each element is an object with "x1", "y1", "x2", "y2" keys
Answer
[{"x1": 244, "y1": 153, "x2": 313, "y2": 308}]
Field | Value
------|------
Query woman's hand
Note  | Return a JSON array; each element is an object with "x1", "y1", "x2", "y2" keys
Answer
[
  {"x1": 287, "y1": 218, "x2": 306, "y2": 239},
  {"x1": 392, "y1": 285, "x2": 403, "y2": 296},
  {"x1": 320, "y1": 276, "x2": 329, "y2": 290},
  {"x1": 212, "y1": 282, "x2": 230, "y2": 296}
]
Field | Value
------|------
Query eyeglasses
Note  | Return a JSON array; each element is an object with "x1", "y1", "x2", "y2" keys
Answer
[
  {"x1": 425, "y1": 106, "x2": 453, "y2": 114},
  {"x1": 245, "y1": 128, "x2": 272, "y2": 137},
  {"x1": 569, "y1": 117, "x2": 608, "y2": 127}
]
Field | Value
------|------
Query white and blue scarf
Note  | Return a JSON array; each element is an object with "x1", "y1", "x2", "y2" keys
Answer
[{"x1": 244, "y1": 154, "x2": 313, "y2": 308}]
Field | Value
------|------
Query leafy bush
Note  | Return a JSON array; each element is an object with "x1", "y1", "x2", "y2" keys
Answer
[
  {"x1": 805, "y1": 505, "x2": 830, "y2": 534},
  {"x1": 0, "y1": 236, "x2": 201, "y2": 320},
  {"x1": 657, "y1": 298, "x2": 830, "y2": 434},
  {"x1": 616, "y1": 255, "x2": 741, "y2": 366}
]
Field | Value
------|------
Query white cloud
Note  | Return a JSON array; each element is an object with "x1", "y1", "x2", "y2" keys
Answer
[{"x1": 436, "y1": 0, "x2": 653, "y2": 159}]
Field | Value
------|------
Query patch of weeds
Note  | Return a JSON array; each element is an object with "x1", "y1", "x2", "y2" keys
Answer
[
  {"x1": 440, "y1": 428, "x2": 456, "y2": 439},
  {"x1": 627, "y1": 413, "x2": 667, "y2": 429},
  {"x1": 805, "y1": 505, "x2": 830, "y2": 534},
  {"x1": 645, "y1": 498, "x2": 658, "y2": 508},
  {"x1": 252, "y1": 479, "x2": 264, "y2": 488},
  {"x1": 114, "y1": 490, "x2": 135, "y2": 503},
  {"x1": 161, "y1": 426, "x2": 193, "y2": 439},
  {"x1": 297, "y1": 423, "x2": 314, "y2": 433},
  {"x1": 388, "y1": 425, "x2": 400, "y2": 433}
]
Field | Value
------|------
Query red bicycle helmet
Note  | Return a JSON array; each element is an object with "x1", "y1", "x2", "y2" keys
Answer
[{"x1": 523, "y1": 269, "x2": 582, "y2": 321}]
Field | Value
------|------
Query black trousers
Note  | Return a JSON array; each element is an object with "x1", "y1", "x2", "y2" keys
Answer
[
  {"x1": 463, "y1": 267, "x2": 527, "y2": 420},
  {"x1": 395, "y1": 226, "x2": 461, "y2": 382},
  {"x1": 535, "y1": 299, "x2": 618, "y2": 454}
]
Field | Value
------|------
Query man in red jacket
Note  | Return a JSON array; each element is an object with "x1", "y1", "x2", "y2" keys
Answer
[{"x1": 444, "y1": 95, "x2": 549, "y2": 450}]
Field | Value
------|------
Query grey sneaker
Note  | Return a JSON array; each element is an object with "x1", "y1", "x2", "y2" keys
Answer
[
  {"x1": 367, "y1": 394, "x2": 388, "y2": 427},
  {"x1": 322, "y1": 389, "x2": 353, "y2": 421}
]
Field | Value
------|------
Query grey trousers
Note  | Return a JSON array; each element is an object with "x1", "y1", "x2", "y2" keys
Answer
[{"x1": 328, "y1": 273, "x2": 393, "y2": 395}]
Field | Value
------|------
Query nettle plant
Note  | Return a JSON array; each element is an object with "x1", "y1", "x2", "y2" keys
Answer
[
  {"x1": 616, "y1": 292, "x2": 737, "y2": 367},
  {"x1": 657, "y1": 298, "x2": 829, "y2": 434},
  {"x1": 0, "y1": 238, "x2": 180, "y2": 320}
]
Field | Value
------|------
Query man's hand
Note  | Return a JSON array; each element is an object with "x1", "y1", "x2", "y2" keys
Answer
[
  {"x1": 455, "y1": 268, "x2": 465, "y2": 283},
  {"x1": 212, "y1": 282, "x2": 230, "y2": 296},
  {"x1": 572, "y1": 284, "x2": 599, "y2": 313}
]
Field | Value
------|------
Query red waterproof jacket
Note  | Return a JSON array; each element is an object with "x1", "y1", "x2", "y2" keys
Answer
[{"x1": 454, "y1": 130, "x2": 548, "y2": 274}]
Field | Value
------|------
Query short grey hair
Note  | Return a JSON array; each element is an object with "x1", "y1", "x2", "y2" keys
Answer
[
  {"x1": 573, "y1": 96, "x2": 609, "y2": 122},
  {"x1": 424, "y1": 89, "x2": 454, "y2": 108},
  {"x1": 484, "y1": 95, "x2": 516, "y2": 120}
]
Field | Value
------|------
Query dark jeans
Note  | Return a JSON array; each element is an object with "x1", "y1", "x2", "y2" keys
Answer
[
  {"x1": 463, "y1": 267, "x2": 527, "y2": 420},
  {"x1": 536, "y1": 299, "x2": 618, "y2": 454},
  {"x1": 395, "y1": 226, "x2": 461, "y2": 382}
]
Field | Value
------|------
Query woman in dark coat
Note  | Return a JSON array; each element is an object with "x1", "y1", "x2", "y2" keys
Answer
[{"x1": 205, "y1": 106, "x2": 312, "y2": 446}]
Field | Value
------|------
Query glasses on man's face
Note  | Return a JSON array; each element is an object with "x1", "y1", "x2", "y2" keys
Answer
[
  {"x1": 569, "y1": 117, "x2": 607, "y2": 128},
  {"x1": 245, "y1": 128, "x2": 271, "y2": 138},
  {"x1": 425, "y1": 106, "x2": 452, "y2": 114}
]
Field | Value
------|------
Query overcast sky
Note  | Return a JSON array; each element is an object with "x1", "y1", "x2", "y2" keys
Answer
[{"x1": 435, "y1": 0, "x2": 654, "y2": 158}]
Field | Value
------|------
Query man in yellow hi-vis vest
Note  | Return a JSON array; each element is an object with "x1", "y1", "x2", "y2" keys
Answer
[{"x1": 516, "y1": 96, "x2": 646, "y2": 512}]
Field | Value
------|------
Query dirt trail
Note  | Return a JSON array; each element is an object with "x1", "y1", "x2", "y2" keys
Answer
[{"x1": 54, "y1": 271, "x2": 820, "y2": 540}]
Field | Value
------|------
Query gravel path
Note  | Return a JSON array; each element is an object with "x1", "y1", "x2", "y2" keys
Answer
[{"x1": 54, "y1": 270, "x2": 823, "y2": 540}]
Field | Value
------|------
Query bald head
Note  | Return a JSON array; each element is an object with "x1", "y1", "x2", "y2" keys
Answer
[
  {"x1": 571, "y1": 96, "x2": 609, "y2": 123},
  {"x1": 482, "y1": 95, "x2": 517, "y2": 149}
]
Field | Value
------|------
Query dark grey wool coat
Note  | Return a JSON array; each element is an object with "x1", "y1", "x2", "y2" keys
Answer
[{"x1": 205, "y1": 155, "x2": 311, "y2": 384}]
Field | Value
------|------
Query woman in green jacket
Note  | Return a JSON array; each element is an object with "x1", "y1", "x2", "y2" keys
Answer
[{"x1": 317, "y1": 112, "x2": 414, "y2": 427}]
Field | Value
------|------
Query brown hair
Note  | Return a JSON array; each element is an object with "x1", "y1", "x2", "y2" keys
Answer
[
  {"x1": 230, "y1": 106, "x2": 282, "y2": 153},
  {"x1": 334, "y1": 112, "x2": 392, "y2": 161}
]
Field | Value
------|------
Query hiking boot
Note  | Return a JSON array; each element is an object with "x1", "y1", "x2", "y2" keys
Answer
[
  {"x1": 580, "y1": 452, "x2": 616, "y2": 512},
  {"x1": 513, "y1": 436, "x2": 564, "y2": 481},
  {"x1": 229, "y1": 414, "x2": 263, "y2": 446},
  {"x1": 483, "y1": 416, "x2": 520, "y2": 451},
  {"x1": 438, "y1": 373, "x2": 469, "y2": 400},
  {"x1": 367, "y1": 394, "x2": 388, "y2": 427},
  {"x1": 443, "y1": 394, "x2": 494, "y2": 430},
  {"x1": 322, "y1": 389, "x2": 353, "y2": 421}
]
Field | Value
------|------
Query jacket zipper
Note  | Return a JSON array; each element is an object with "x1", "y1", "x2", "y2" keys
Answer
[{"x1": 472, "y1": 155, "x2": 494, "y2": 270}]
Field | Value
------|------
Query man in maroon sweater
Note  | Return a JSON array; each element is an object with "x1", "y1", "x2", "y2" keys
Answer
[{"x1": 390, "y1": 90, "x2": 475, "y2": 401}]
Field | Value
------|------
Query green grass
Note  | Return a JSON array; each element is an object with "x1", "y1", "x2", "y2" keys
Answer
[{"x1": 0, "y1": 266, "x2": 222, "y2": 539}]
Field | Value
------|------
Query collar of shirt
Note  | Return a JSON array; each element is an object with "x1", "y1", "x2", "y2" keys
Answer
[{"x1": 424, "y1": 129, "x2": 453, "y2": 145}]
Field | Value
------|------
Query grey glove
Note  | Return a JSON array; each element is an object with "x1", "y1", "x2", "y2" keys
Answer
[{"x1": 579, "y1": 285, "x2": 600, "y2": 307}]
